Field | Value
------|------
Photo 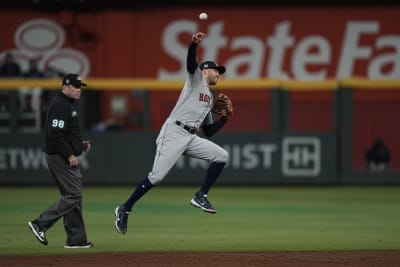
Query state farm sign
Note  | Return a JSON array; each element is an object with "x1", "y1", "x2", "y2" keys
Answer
[
  {"x1": 1, "y1": 8, "x2": 397, "y2": 80},
  {"x1": 159, "y1": 20, "x2": 399, "y2": 80}
]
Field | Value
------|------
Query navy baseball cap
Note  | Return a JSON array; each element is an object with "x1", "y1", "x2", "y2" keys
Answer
[
  {"x1": 62, "y1": 73, "x2": 87, "y2": 88},
  {"x1": 199, "y1": 61, "x2": 226, "y2": 75}
]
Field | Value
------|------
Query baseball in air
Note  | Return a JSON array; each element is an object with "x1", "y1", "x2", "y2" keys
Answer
[{"x1": 199, "y1": 12, "x2": 208, "y2": 20}]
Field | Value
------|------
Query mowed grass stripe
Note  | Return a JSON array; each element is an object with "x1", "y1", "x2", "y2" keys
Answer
[{"x1": 0, "y1": 185, "x2": 399, "y2": 254}]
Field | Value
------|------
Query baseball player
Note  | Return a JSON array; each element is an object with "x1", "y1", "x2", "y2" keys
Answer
[
  {"x1": 28, "y1": 73, "x2": 93, "y2": 248},
  {"x1": 115, "y1": 32, "x2": 233, "y2": 234}
]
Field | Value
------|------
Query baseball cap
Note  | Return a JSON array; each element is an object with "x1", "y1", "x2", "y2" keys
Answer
[
  {"x1": 199, "y1": 61, "x2": 226, "y2": 75},
  {"x1": 62, "y1": 73, "x2": 87, "y2": 88}
]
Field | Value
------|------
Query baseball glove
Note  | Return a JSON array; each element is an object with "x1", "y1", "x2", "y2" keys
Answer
[{"x1": 212, "y1": 93, "x2": 233, "y2": 119}]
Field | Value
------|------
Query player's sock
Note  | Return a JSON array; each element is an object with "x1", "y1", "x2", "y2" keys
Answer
[
  {"x1": 124, "y1": 177, "x2": 153, "y2": 211},
  {"x1": 199, "y1": 162, "x2": 226, "y2": 194}
]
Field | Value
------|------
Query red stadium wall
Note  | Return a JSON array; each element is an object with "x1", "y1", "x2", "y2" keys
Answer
[
  {"x1": 288, "y1": 91, "x2": 334, "y2": 132},
  {"x1": 0, "y1": 7, "x2": 399, "y2": 170},
  {"x1": 1, "y1": 8, "x2": 399, "y2": 78},
  {"x1": 352, "y1": 90, "x2": 400, "y2": 170}
]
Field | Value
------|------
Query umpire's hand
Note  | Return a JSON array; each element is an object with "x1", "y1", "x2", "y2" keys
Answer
[
  {"x1": 68, "y1": 155, "x2": 79, "y2": 167},
  {"x1": 83, "y1": 140, "x2": 91, "y2": 153}
]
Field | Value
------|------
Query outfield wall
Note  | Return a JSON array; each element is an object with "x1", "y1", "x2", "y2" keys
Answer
[
  {"x1": 0, "y1": 132, "x2": 336, "y2": 185},
  {"x1": 0, "y1": 5, "x2": 399, "y2": 184},
  {"x1": 1, "y1": 80, "x2": 400, "y2": 185}
]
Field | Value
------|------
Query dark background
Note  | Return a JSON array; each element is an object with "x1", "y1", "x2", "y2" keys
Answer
[{"x1": 1, "y1": 0, "x2": 398, "y2": 10}]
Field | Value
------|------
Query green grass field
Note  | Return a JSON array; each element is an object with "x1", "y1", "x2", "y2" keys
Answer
[{"x1": 1, "y1": 185, "x2": 400, "y2": 255}]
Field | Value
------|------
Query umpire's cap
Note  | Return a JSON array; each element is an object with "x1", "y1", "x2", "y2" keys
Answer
[
  {"x1": 62, "y1": 73, "x2": 87, "y2": 88},
  {"x1": 200, "y1": 61, "x2": 226, "y2": 75}
]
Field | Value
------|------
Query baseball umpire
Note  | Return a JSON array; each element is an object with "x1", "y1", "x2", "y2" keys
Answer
[
  {"x1": 28, "y1": 73, "x2": 93, "y2": 248},
  {"x1": 115, "y1": 32, "x2": 233, "y2": 235}
]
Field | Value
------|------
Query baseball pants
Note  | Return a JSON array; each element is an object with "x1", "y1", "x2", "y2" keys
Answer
[
  {"x1": 148, "y1": 120, "x2": 228, "y2": 184},
  {"x1": 35, "y1": 154, "x2": 88, "y2": 244}
]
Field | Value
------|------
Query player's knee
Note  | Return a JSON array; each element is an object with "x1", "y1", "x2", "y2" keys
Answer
[
  {"x1": 148, "y1": 173, "x2": 164, "y2": 185},
  {"x1": 148, "y1": 177, "x2": 162, "y2": 185},
  {"x1": 215, "y1": 149, "x2": 229, "y2": 163}
]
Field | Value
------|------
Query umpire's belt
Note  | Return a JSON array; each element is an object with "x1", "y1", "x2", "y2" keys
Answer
[{"x1": 174, "y1": 121, "x2": 198, "y2": 134}]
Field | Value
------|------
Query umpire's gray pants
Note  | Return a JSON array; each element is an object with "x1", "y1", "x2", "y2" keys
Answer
[{"x1": 36, "y1": 154, "x2": 88, "y2": 244}]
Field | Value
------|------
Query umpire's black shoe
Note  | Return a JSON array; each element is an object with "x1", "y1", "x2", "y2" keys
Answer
[
  {"x1": 64, "y1": 241, "x2": 94, "y2": 249},
  {"x1": 28, "y1": 220, "x2": 48, "y2": 246},
  {"x1": 115, "y1": 205, "x2": 129, "y2": 234},
  {"x1": 190, "y1": 191, "x2": 217, "y2": 214}
]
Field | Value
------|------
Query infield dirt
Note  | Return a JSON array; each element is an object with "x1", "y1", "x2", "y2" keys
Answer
[{"x1": 1, "y1": 251, "x2": 400, "y2": 267}]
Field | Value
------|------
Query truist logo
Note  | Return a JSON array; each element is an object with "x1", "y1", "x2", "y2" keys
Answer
[
  {"x1": 199, "y1": 93, "x2": 211, "y2": 104},
  {"x1": 282, "y1": 137, "x2": 321, "y2": 177}
]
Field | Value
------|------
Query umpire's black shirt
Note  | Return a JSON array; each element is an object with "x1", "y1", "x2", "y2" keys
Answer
[{"x1": 43, "y1": 92, "x2": 83, "y2": 159}]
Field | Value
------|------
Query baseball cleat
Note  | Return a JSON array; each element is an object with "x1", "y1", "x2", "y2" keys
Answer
[
  {"x1": 115, "y1": 205, "x2": 129, "y2": 234},
  {"x1": 28, "y1": 220, "x2": 48, "y2": 246},
  {"x1": 190, "y1": 192, "x2": 217, "y2": 214},
  {"x1": 64, "y1": 241, "x2": 94, "y2": 248}
]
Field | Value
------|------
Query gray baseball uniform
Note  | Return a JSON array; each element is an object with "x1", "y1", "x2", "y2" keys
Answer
[
  {"x1": 115, "y1": 33, "x2": 230, "y2": 235},
  {"x1": 148, "y1": 66, "x2": 228, "y2": 185}
]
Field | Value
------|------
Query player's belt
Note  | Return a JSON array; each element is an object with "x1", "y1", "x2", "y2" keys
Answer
[{"x1": 174, "y1": 121, "x2": 198, "y2": 134}]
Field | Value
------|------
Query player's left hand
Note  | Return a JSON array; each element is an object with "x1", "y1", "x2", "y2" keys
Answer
[{"x1": 212, "y1": 93, "x2": 233, "y2": 119}]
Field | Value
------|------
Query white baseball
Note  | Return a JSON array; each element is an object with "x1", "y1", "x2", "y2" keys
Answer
[{"x1": 199, "y1": 12, "x2": 208, "y2": 20}]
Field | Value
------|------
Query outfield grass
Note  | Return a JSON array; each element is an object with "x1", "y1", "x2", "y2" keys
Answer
[{"x1": 0, "y1": 185, "x2": 400, "y2": 255}]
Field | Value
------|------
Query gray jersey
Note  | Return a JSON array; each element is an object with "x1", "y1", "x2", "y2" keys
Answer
[
  {"x1": 168, "y1": 67, "x2": 213, "y2": 128},
  {"x1": 147, "y1": 66, "x2": 226, "y2": 185}
]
